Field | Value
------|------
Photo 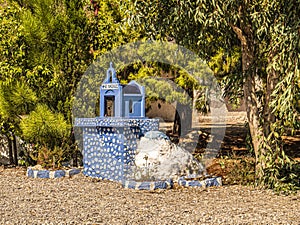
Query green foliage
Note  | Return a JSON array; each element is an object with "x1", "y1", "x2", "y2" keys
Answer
[
  {"x1": 128, "y1": 0, "x2": 300, "y2": 192},
  {"x1": 89, "y1": 1, "x2": 141, "y2": 57},
  {"x1": 0, "y1": 0, "x2": 143, "y2": 167},
  {"x1": 20, "y1": 104, "x2": 70, "y2": 149},
  {"x1": 0, "y1": 79, "x2": 37, "y2": 157},
  {"x1": 127, "y1": 63, "x2": 190, "y2": 105},
  {"x1": 0, "y1": 1, "x2": 26, "y2": 82},
  {"x1": 0, "y1": 1, "x2": 29, "y2": 144},
  {"x1": 259, "y1": 131, "x2": 300, "y2": 193},
  {"x1": 0, "y1": 81, "x2": 37, "y2": 119},
  {"x1": 0, "y1": 0, "x2": 101, "y2": 165},
  {"x1": 262, "y1": 158, "x2": 300, "y2": 194},
  {"x1": 209, "y1": 47, "x2": 243, "y2": 108}
]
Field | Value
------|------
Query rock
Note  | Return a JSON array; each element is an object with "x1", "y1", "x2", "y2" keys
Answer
[
  {"x1": 27, "y1": 167, "x2": 81, "y2": 178},
  {"x1": 133, "y1": 131, "x2": 205, "y2": 180},
  {"x1": 144, "y1": 130, "x2": 170, "y2": 140},
  {"x1": 31, "y1": 164, "x2": 43, "y2": 170},
  {"x1": 0, "y1": 147, "x2": 10, "y2": 165}
]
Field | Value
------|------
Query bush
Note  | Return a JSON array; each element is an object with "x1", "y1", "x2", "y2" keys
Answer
[
  {"x1": 20, "y1": 104, "x2": 71, "y2": 168},
  {"x1": 20, "y1": 104, "x2": 70, "y2": 148}
]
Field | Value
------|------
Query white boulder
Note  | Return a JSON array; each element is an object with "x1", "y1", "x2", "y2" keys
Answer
[{"x1": 133, "y1": 131, "x2": 205, "y2": 180}]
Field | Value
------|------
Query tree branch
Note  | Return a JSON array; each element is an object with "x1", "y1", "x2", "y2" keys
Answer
[{"x1": 229, "y1": 23, "x2": 247, "y2": 46}]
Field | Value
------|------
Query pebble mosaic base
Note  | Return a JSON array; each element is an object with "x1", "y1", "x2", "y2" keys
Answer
[
  {"x1": 75, "y1": 118, "x2": 159, "y2": 131},
  {"x1": 27, "y1": 167, "x2": 81, "y2": 178},
  {"x1": 76, "y1": 118, "x2": 159, "y2": 182}
]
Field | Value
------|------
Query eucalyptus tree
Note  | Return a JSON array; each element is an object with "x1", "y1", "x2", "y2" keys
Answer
[{"x1": 128, "y1": 0, "x2": 300, "y2": 189}]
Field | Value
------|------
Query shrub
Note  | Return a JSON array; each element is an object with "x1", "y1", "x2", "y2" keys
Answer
[{"x1": 20, "y1": 104, "x2": 71, "y2": 168}]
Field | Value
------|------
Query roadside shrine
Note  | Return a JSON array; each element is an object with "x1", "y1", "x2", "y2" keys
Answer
[{"x1": 74, "y1": 63, "x2": 159, "y2": 182}]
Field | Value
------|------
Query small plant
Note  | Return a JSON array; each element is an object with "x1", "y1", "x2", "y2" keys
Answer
[
  {"x1": 258, "y1": 131, "x2": 300, "y2": 194},
  {"x1": 30, "y1": 146, "x2": 66, "y2": 169},
  {"x1": 217, "y1": 157, "x2": 255, "y2": 185}
]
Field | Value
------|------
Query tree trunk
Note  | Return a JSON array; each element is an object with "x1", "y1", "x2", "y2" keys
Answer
[
  {"x1": 12, "y1": 134, "x2": 18, "y2": 166},
  {"x1": 230, "y1": 21, "x2": 266, "y2": 181},
  {"x1": 7, "y1": 135, "x2": 14, "y2": 165},
  {"x1": 173, "y1": 102, "x2": 192, "y2": 137},
  {"x1": 244, "y1": 75, "x2": 265, "y2": 180},
  {"x1": 192, "y1": 89, "x2": 201, "y2": 124},
  {"x1": 173, "y1": 106, "x2": 181, "y2": 137},
  {"x1": 71, "y1": 130, "x2": 78, "y2": 167}
]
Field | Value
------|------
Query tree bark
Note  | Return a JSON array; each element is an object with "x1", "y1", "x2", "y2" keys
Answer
[
  {"x1": 7, "y1": 135, "x2": 14, "y2": 165},
  {"x1": 71, "y1": 130, "x2": 78, "y2": 167},
  {"x1": 244, "y1": 74, "x2": 265, "y2": 180},
  {"x1": 12, "y1": 134, "x2": 18, "y2": 166},
  {"x1": 173, "y1": 102, "x2": 192, "y2": 137},
  {"x1": 192, "y1": 89, "x2": 201, "y2": 124},
  {"x1": 173, "y1": 105, "x2": 181, "y2": 137},
  {"x1": 230, "y1": 21, "x2": 265, "y2": 181}
]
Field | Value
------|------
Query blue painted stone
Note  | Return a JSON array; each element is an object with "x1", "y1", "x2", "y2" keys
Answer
[
  {"x1": 187, "y1": 180, "x2": 204, "y2": 187},
  {"x1": 54, "y1": 170, "x2": 66, "y2": 178},
  {"x1": 137, "y1": 182, "x2": 151, "y2": 190},
  {"x1": 122, "y1": 179, "x2": 173, "y2": 190},
  {"x1": 205, "y1": 177, "x2": 222, "y2": 187},
  {"x1": 27, "y1": 168, "x2": 34, "y2": 178},
  {"x1": 76, "y1": 118, "x2": 159, "y2": 181},
  {"x1": 127, "y1": 181, "x2": 137, "y2": 189},
  {"x1": 178, "y1": 179, "x2": 187, "y2": 186},
  {"x1": 37, "y1": 170, "x2": 50, "y2": 178},
  {"x1": 178, "y1": 176, "x2": 222, "y2": 188}
]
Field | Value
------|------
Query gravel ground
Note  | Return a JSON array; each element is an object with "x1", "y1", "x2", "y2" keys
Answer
[{"x1": 0, "y1": 167, "x2": 299, "y2": 225}]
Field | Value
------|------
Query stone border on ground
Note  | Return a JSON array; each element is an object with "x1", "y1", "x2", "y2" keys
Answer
[
  {"x1": 122, "y1": 179, "x2": 173, "y2": 190},
  {"x1": 27, "y1": 167, "x2": 81, "y2": 178},
  {"x1": 26, "y1": 167, "x2": 222, "y2": 190}
]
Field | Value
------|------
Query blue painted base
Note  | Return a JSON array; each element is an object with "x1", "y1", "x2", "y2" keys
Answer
[
  {"x1": 75, "y1": 117, "x2": 159, "y2": 181},
  {"x1": 122, "y1": 179, "x2": 173, "y2": 190},
  {"x1": 27, "y1": 167, "x2": 81, "y2": 178}
]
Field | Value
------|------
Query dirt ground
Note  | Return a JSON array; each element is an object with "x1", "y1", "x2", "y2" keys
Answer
[
  {"x1": 194, "y1": 123, "x2": 300, "y2": 183},
  {"x1": 0, "y1": 167, "x2": 300, "y2": 225},
  {"x1": 193, "y1": 123, "x2": 300, "y2": 158},
  {"x1": 1, "y1": 120, "x2": 299, "y2": 224}
]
